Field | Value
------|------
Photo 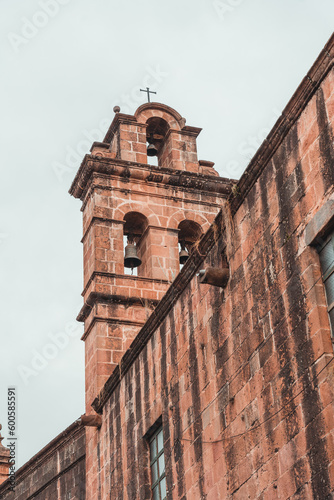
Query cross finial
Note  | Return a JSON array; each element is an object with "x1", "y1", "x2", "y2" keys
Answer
[{"x1": 140, "y1": 87, "x2": 157, "y2": 103}]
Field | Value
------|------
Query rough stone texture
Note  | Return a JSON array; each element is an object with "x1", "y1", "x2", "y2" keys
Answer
[
  {"x1": 0, "y1": 422, "x2": 85, "y2": 500},
  {"x1": 305, "y1": 199, "x2": 334, "y2": 246},
  {"x1": 70, "y1": 103, "x2": 235, "y2": 412},
  {"x1": 84, "y1": 39, "x2": 334, "y2": 500},
  {"x1": 1, "y1": 34, "x2": 333, "y2": 500}
]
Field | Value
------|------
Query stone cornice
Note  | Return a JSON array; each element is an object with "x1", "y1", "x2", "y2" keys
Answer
[
  {"x1": 77, "y1": 291, "x2": 160, "y2": 323},
  {"x1": 69, "y1": 156, "x2": 235, "y2": 200},
  {"x1": 81, "y1": 316, "x2": 146, "y2": 342},
  {"x1": 0, "y1": 449, "x2": 9, "y2": 461},
  {"x1": 229, "y1": 33, "x2": 334, "y2": 215},
  {"x1": 81, "y1": 271, "x2": 170, "y2": 300},
  {"x1": 90, "y1": 141, "x2": 110, "y2": 152},
  {"x1": 164, "y1": 126, "x2": 202, "y2": 140},
  {"x1": 92, "y1": 210, "x2": 225, "y2": 413},
  {"x1": 199, "y1": 160, "x2": 215, "y2": 168}
]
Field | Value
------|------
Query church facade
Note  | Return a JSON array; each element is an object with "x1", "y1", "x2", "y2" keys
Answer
[{"x1": 1, "y1": 33, "x2": 334, "y2": 499}]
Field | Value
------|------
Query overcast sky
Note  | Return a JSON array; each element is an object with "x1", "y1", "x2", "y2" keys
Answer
[{"x1": 0, "y1": 0, "x2": 333, "y2": 469}]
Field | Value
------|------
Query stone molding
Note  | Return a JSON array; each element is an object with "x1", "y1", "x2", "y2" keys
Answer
[
  {"x1": 305, "y1": 198, "x2": 334, "y2": 246},
  {"x1": 78, "y1": 291, "x2": 160, "y2": 324},
  {"x1": 69, "y1": 157, "x2": 235, "y2": 200},
  {"x1": 81, "y1": 271, "x2": 170, "y2": 298}
]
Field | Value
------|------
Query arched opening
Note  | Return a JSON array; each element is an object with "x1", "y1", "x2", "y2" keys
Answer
[
  {"x1": 123, "y1": 212, "x2": 148, "y2": 276},
  {"x1": 178, "y1": 220, "x2": 203, "y2": 268},
  {"x1": 146, "y1": 117, "x2": 169, "y2": 167}
]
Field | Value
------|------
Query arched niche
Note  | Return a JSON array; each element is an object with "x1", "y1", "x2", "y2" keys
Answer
[
  {"x1": 178, "y1": 220, "x2": 203, "y2": 252},
  {"x1": 123, "y1": 211, "x2": 148, "y2": 238},
  {"x1": 146, "y1": 117, "x2": 170, "y2": 165},
  {"x1": 123, "y1": 212, "x2": 148, "y2": 276}
]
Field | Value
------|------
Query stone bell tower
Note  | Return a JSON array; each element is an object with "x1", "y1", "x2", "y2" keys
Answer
[{"x1": 70, "y1": 102, "x2": 234, "y2": 411}]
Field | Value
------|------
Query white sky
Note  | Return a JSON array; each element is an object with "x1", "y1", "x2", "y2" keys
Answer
[{"x1": 0, "y1": 0, "x2": 333, "y2": 469}]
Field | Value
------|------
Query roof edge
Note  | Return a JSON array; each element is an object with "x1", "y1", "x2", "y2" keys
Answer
[{"x1": 0, "y1": 420, "x2": 84, "y2": 492}]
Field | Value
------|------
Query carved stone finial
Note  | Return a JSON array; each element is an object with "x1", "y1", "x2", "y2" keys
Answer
[{"x1": 113, "y1": 106, "x2": 121, "y2": 114}]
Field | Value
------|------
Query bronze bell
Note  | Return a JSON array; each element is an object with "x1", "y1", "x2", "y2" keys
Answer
[
  {"x1": 147, "y1": 142, "x2": 158, "y2": 157},
  {"x1": 124, "y1": 242, "x2": 142, "y2": 269},
  {"x1": 179, "y1": 245, "x2": 189, "y2": 265}
]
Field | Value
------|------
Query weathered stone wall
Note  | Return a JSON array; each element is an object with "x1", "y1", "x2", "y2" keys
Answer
[
  {"x1": 87, "y1": 51, "x2": 334, "y2": 499},
  {"x1": 0, "y1": 422, "x2": 85, "y2": 500}
]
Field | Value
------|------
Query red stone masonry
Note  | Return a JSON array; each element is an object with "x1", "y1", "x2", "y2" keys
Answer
[
  {"x1": 69, "y1": 104, "x2": 235, "y2": 421},
  {"x1": 0, "y1": 427, "x2": 10, "y2": 488},
  {"x1": 0, "y1": 421, "x2": 85, "y2": 500},
  {"x1": 78, "y1": 34, "x2": 334, "y2": 500}
]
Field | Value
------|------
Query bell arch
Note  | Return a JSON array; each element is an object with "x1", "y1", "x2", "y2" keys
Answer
[
  {"x1": 167, "y1": 211, "x2": 210, "y2": 232},
  {"x1": 114, "y1": 203, "x2": 160, "y2": 227},
  {"x1": 178, "y1": 220, "x2": 202, "y2": 246},
  {"x1": 123, "y1": 211, "x2": 148, "y2": 276},
  {"x1": 145, "y1": 116, "x2": 170, "y2": 166},
  {"x1": 135, "y1": 103, "x2": 184, "y2": 131},
  {"x1": 178, "y1": 220, "x2": 203, "y2": 266}
]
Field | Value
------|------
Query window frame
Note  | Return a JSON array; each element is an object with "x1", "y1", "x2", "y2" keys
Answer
[
  {"x1": 316, "y1": 232, "x2": 334, "y2": 338},
  {"x1": 148, "y1": 425, "x2": 166, "y2": 500}
]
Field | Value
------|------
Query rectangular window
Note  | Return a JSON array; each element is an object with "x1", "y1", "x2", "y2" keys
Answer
[
  {"x1": 317, "y1": 231, "x2": 334, "y2": 337},
  {"x1": 149, "y1": 426, "x2": 166, "y2": 500}
]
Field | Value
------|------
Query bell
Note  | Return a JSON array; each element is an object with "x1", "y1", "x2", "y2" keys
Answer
[
  {"x1": 179, "y1": 247, "x2": 189, "y2": 265},
  {"x1": 124, "y1": 243, "x2": 142, "y2": 269},
  {"x1": 147, "y1": 142, "x2": 158, "y2": 157}
]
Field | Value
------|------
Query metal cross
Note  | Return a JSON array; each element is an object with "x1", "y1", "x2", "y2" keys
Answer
[{"x1": 140, "y1": 87, "x2": 157, "y2": 103}]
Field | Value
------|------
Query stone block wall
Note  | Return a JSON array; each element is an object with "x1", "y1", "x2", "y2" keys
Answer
[
  {"x1": 0, "y1": 422, "x2": 85, "y2": 500},
  {"x1": 86, "y1": 51, "x2": 334, "y2": 499}
]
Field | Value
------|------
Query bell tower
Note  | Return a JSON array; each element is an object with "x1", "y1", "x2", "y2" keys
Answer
[{"x1": 70, "y1": 102, "x2": 234, "y2": 411}]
